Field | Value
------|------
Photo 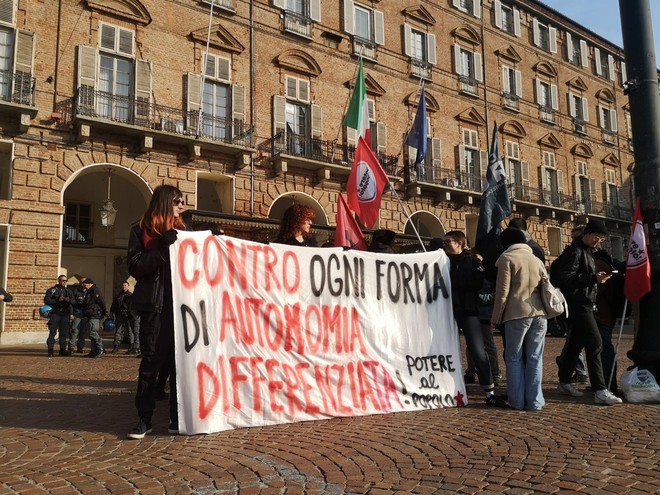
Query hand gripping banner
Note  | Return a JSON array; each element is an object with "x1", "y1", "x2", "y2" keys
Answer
[{"x1": 171, "y1": 231, "x2": 466, "y2": 435}]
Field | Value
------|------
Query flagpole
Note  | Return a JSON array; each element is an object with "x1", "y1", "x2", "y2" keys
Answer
[
  {"x1": 386, "y1": 180, "x2": 428, "y2": 252},
  {"x1": 608, "y1": 299, "x2": 630, "y2": 391}
]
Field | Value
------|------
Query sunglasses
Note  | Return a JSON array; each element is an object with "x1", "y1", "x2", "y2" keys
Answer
[{"x1": 173, "y1": 198, "x2": 184, "y2": 206}]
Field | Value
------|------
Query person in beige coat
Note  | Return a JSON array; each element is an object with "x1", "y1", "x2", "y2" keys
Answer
[{"x1": 491, "y1": 228, "x2": 548, "y2": 410}]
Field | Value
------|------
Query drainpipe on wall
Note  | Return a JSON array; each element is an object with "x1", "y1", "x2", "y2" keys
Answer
[
  {"x1": 480, "y1": 1, "x2": 490, "y2": 151},
  {"x1": 249, "y1": 0, "x2": 255, "y2": 217}
]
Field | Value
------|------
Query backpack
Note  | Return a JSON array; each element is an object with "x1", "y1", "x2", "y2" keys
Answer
[{"x1": 549, "y1": 250, "x2": 567, "y2": 288}]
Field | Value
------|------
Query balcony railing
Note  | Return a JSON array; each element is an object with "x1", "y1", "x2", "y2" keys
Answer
[
  {"x1": 573, "y1": 118, "x2": 587, "y2": 134},
  {"x1": 539, "y1": 106, "x2": 555, "y2": 124},
  {"x1": 577, "y1": 199, "x2": 632, "y2": 220},
  {"x1": 410, "y1": 58, "x2": 432, "y2": 79},
  {"x1": 406, "y1": 165, "x2": 483, "y2": 192},
  {"x1": 502, "y1": 92, "x2": 520, "y2": 111},
  {"x1": 459, "y1": 76, "x2": 479, "y2": 95},
  {"x1": 266, "y1": 131, "x2": 399, "y2": 176},
  {"x1": 508, "y1": 184, "x2": 575, "y2": 210},
  {"x1": 0, "y1": 69, "x2": 35, "y2": 106},
  {"x1": 602, "y1": 130, "x2": 616, "y2": 144},
  {"x1": 283, "y1": 10, "x2": 313, "y2": 38},
  {"x1": 55, "y1": 89, "x2": 253, "y2": 146},
  {"x1": 352, "y1": 36, "x2": 376, "y2": 60}
]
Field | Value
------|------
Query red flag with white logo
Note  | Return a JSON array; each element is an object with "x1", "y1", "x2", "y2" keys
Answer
[
  {"x1": 346, "y1": 136, "x2": 389, "y2": 229},
  {"x1": 335, "y1": 193, "x2": 368, "y2": 250},
  {"x1": 624, "y1": 198, "x2": 651, "y2": 302}
]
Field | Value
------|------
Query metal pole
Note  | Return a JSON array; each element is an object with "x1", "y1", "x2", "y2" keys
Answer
[{"x1": 619, "y1": 0, "x2": 660, "y2": 378}]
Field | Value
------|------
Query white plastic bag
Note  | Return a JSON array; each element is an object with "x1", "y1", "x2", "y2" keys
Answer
[{"x1": 620, "y1": 367, "x2": 660, "y2": 403}]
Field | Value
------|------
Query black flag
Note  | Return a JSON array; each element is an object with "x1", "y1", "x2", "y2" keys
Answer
[{"x1": 476, "y1": 122, "x2": 511, "y2": 254}]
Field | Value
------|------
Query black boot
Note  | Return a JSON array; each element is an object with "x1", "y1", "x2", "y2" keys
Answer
[{"x1": 47, "y1": 348, "x2": 54, "y2": 357}]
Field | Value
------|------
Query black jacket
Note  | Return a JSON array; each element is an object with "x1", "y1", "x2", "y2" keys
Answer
[
  {"x1": 0, "y1": 287, "x2": 12, "y2": 303},
  {"x1": 44, "y1": 284, "x2": 73, "y2": 314},
  {"x1": 127, "y1": 223, "x2": 170, "y2": 313},
  {"x1": 82, "y1": 285, "x2": 107, "y2": 318},
  {"x1": 552, "y1": 239, "x2": 598, "y2": 310},
  {"x1": 447, "y1": 250, "x2": 485, "y2": 317},
  {"x1": 110, "y1": 290, "x2": 133, "y2": 317}
]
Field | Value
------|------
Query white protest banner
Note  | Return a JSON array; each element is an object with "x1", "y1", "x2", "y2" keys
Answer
[{"x1": 171, "y1": 231, "x2": 466, "y2": 435}]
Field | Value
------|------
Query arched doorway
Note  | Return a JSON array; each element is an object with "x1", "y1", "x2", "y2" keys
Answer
[
  {"x1": 268, "y1": 193, "x2": 329, "y2": 244},
  {"x1": 60, "y1": 164, "x2": 152, "y2": 302},
  {"x1": 404, "y1": 210, "x2": 445, "y2": 240}
]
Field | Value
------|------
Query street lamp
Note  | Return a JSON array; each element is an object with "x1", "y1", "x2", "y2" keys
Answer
[{"x1": 99, "y1": 169, "x2": 117, "y2": 229}]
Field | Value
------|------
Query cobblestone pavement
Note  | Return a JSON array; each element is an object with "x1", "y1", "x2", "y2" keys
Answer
[{"x1": 0, "y1": 333, "x2": 658, "y2": 494}]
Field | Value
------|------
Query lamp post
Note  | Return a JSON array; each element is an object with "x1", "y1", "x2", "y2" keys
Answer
[
  {"x1": 99, "y1": 169, "x2": 117, "y2": 229},
  {"x1": 619, "y1": 0, "x2": 660, "y2": 378}
]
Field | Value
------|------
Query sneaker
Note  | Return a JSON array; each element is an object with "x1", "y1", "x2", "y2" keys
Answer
[
  {"x1": 594, "y1": 389, "x2": 623, "y2": 405},
  {"x1": 127, "y1": 419, "x2": 152, "y2": 440},
  {"x1": 463, "y1": 373, "x2": 476, "y2": 384},
  {"x1": 168, "y1": 421, "x2": 179, "y2": 434},
  {"x1": 557, "y1": 382, "x2": 584, "y2": 397},
  {"x1": 493, "y1": 375, "x2": 504, "y2": 387},
  {"x1": 88, "y1": 349, "x2": 105, "y2": 358},
  {"x1": 485, "y1": 394, "x2": 509, "y2": 408}
]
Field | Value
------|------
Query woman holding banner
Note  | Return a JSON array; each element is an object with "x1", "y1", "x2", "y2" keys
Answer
[
  {"x1": 443, "y1": 230, "x2": 508, "y2": 408},
  {"x1": 491, "y1": 228, "x2": 548, "y2": 411},
  {"x1": 126, "y1": 185, "x2": 185, "y2": 439},
  {"x1": 275, "y1": 204, "x2": 318, "y2": 247}
]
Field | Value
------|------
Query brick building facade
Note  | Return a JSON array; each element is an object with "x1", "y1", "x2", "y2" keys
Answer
[{"x1": 0, "y1": 0, "x2": 635, "y2": 343}]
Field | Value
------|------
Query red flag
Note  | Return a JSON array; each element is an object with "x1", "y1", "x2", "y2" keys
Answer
[
  {"x1": 624, "y1": 198, "x2": 651, "y2": 302},
  {"x1": 335, "y1": 194, "x2": 368, "y2": 250},
  {"x1": 346, "y1": 136, "x2": 389, "y2": 229}
]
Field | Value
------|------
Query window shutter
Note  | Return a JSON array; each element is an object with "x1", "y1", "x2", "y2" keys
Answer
[
  {"x1": 311, "y1": 104, "x2": 322, "y2": 139},
  {"x1": 594, "y1": 47, "x2": 601, "y2": 74},
  {"x1": 479, "y1": 150, "x2": 488, "y2": 181},
  {"x1": 456, "y1": 145, "x2": 467, "y2": 179},
  {"x1": 100, "y1": 24, "x2": 116, "y2": 51},
  {"x1": 403, "y1": 24, "x2": 412, "y2": 57},
  {"x1": 0, "y1": 0, "x2": 15, "y2": 24},
  {"x1": 474, "y1": 52, "x2": 483, "y2": 81},
  {"x1": 14, "y1": 30, "x2": 34, "y2": 75},
  {"x1": 452, "y1": 0, "x2": 461, "y2": 8},
  {"x1": 427, "y1": 33, "x2": 436, "y2": 65},
  {"x1": 534, "y1": 78, "x2": 541, "y2": 104},
  {"x1": 343, "y1": 0, "x2": 354, "y2": 35},
  {"x1": 186, "y1": 72, "x2": 202, "y2": 132},
  {"x1": 232, "y1": 84, "x2": 246, "y2": 128},
  {"x1": 513, "y1": 8, "x2": 521, "y2": 37},
  {"x1": 580, "y1": 40, "x2": 588, "y2": 67},
  {"x1": 532, "y1": 18, "x2": 540, "y2": 47},
  {"x1": 621, "y1": 61, "x2": 627, "y2": 85},
  {"x1": 573, "y1": 175, "x2": 581, "y2": 201},
  {"x1": 346, "y1": 127, "x2": 357, "y2": 148},
  {"x1": 557, "y1": 169, "x2": 564, "y2": 194},
  {"x1": 272, "y1": 0, "x2": 286, "y2": 8},
  {"x1": 77, "y1": 45, "x2": 98, "y2": 91},
  {"x1": 611, "y1": 109, "x2": 618, "y2": 132},
  {"x1": 374, "y1": 10, "x2": 385, "y2": 45},
  {"x1": 597, "y1": 104, "x2": 603, "y2": 128},
  {"x1": 286, "y1": 76, "x2": 297, "y2": 99},
  {"x1": 431, "y1": 137, "x2": 442, "y2": 168},
  {"x1": 501, "y1": 67, "x2": 510, "y2": 93},
  {"x1": 407, "y1": 145, "x2": 415, "y2": 166},
  {"x1": 608, "y1": 54, "x2": 615, "y2": 80},
  {"x1": 367, "y1": 99, "x2": 375, "y2": 121},
  {"x1": 204, "y1": 54, "x2": 216, "y2": 77},
  {"x1": 566, "y1": 32, "x2": 573, "y2": 60},
  {"x1": 549, "y1": 26, "x2": 557, "y2": 53},
  {"x1": 551, "y1": 84, "x2": 558, "y2": 110},
  {"x1": 375, "y1": 121, "x2": 387, "y2": 155},
  {"x1": 216, "y1": 57, "x2": 230, "y2": 82},
  {"x1": 473, "y1": 0, "x2": 482, "y2": 19},
  {"x1": 602, "y1": 182, "x2": 610, "y2": 202},
  {"x1": 494, "y1": 0, "x2": 502, "y2": 29},
  {"x1": 453, "y1": 44, "x2": 461, "y2": 75},
  {"x1": 134, "y1": 59, "x2": 151, "y2": 105},
  {"x1": 310, "y1": 0, "x2": 321, "y2": 22},
  {"x1": 582, "y1": 98, "x2": 589, "y2": 122},
  {"x1": 568, "y1": 93, "x2": 576, "y2": 117},
  {"x1": 118, "y1": 29, "x2": 133, "y2": 56},
  {"x1": 273, "y1": 95, "x2": 286, "y2": 134},
  {"x1": 589, "y1": 178, "x2": 597, "y2": 202},
  {"x1": 521, "y1": 161, "x2": 529, "y2": 190},
  {"x1": 298, "y1": 79, "x2": 309, "y2": 102},
  {"x1": 515, "y1": 70, "x2": 522, "y2": 97}
]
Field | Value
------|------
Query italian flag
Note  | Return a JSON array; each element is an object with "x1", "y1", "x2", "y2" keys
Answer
[{"x1": 344, "y1": 59, "x2": 371, "y2": 143}]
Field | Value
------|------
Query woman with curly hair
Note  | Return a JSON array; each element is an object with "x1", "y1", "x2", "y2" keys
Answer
[
  {"x1": 275, "y1": 204, "x2": 318, "y2": 247},
  {"x1": 126, "y1": 184, "x2": 186, "y2": 439}
]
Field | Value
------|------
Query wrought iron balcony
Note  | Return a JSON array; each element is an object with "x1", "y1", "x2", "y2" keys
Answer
[
  {"x1": 573, "y1": 118, "x2": 587, "y2": 135},
  {"x1": 539, "y1": 105, "x2": 556, "y2": 124},
  {"x1": 410, "y1": 58, "x2": 432, "y2": 80},
  {"x1": 406, "y1": 165, "x2": 483, "y2": 192},
  {"x1": 508, "y1": 184, "x2": 576, "y2": 210},
  {"x1": 602, "y1": 130, "x2": 616, "y2": 144},
  {"x1": 352, "y1": 36, "x2": 377, "y2": 61},
  {"x1": 283, "y1": 10, "x2": 313, "y2": 38},
  {"x1": 459, "y1": 76, "x2": 479, "y2": 96},
  {"x1": 0, "y1": 69, "x2": 35, "y2": 106},
  {"x1": 502, "y1": 92, "x2": 520, "y2": 111},
  {"x1": 55, "y1": 89, "x2": 253, "y2": 147},
  {"x1": 265, "y1": 131, "x2": 399, "y2": 176}
]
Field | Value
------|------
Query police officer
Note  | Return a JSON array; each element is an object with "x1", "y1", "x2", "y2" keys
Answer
[
  {"x1": 44, "y1": 275, "x2": 74, "y2": 357},
  {"x1": 81, "y1": 279, "x2": 108, "y2": 358},
  {"x1": 68, "y1": 278, "x2": 88, "y2": 354},
  {"x1": 110, "y1": 281, "x2": 137, "y2": 353}
]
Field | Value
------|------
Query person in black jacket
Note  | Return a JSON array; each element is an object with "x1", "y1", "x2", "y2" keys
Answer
[
  {"x1": 81, "y1": 279, "x2": 108, "y2": 358},
  {"x1": 443, "y1": 230, "x2": 507, "y2": 407},
  {"x1": 553, "y1": 219, "x2": 622, "y2": 405},
  {"x1": 44, "y1": 275, "x2": 74, "y2": 357},
  {"x1": 508, "y1": 217, "x2": 545, "y2": 264},
  {"x1": 127, "y1": 184, "x2": 185, "y2": 439},
  {"x1": 110, "y1": 281, "x2": 137, "y2": 353}
]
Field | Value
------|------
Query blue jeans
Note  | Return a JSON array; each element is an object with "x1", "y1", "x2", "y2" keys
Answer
[{"x1": 504, "y1": 316, "x2": 547, "y2": 410}]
